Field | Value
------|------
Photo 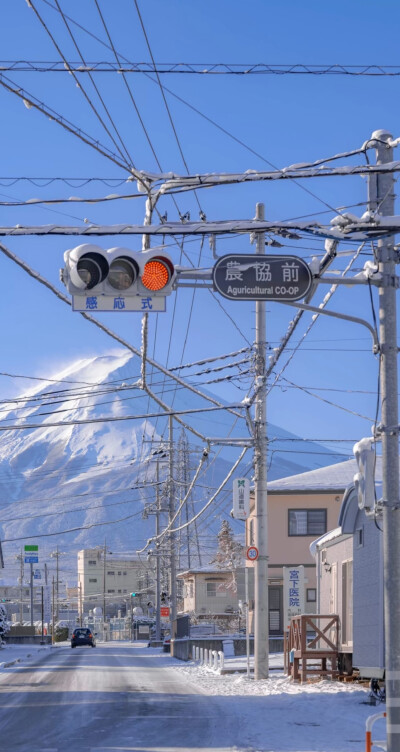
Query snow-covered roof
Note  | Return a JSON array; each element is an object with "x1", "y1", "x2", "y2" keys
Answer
[
  {"x1": 177, "y1": 567, "x2": 236, "y2": 578},
  {"x1": 309, "y1": 527, "x2": 346, "y2": 558},
  {"x1": 267, "y1": 456, "x2": 382, "y2": 493}
]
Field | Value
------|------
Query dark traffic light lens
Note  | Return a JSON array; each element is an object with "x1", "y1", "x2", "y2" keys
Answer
[
  {"x1": 108, "y1": 258, "x2": 138, "y2": 290},
  {"x1": 76, "y1": 252, "x2": 109, "y2": 290}
]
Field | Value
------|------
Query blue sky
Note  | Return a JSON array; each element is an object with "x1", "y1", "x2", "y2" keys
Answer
[{"x1": 0, "y1": 0, "x2": 399, "y2": 457}]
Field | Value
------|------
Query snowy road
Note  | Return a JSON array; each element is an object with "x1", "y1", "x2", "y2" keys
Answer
[
  {"x1": 0, "y1": 641, "x2": 376, "y2": 752},
  {"x1": 0, "y1": 642, "x2": 240, "y2": 752}
]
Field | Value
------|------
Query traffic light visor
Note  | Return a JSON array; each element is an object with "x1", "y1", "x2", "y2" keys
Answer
[
  {"x1": 72, "y1": 251, "x2": 109, "y2": 290},
  {"x1": 108, "y1": 256, "x2": 139, "y2": 291},
  {"x1": 142, "y1": 257, "x2": 173, "y2": 291}
]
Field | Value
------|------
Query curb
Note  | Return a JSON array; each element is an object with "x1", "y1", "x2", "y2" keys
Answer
[{"x1": 0, "y1": 647, "x2": 49, "y2": 670}]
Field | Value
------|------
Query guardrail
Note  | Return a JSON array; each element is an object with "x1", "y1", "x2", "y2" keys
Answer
[{"x1": 366, "y1": 711, "x2": 386, "y2": 752}]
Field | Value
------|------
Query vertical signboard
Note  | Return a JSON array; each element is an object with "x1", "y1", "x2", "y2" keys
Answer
[
  {"x1": 232, "y1": 478, "x2": 250, "y2": 520},
  {"x1": 43, "y1": 585, "x2": 51, "y2": 624},
  {"x1": 283, "y1": 565, "x2": 305, "y2": 630}
]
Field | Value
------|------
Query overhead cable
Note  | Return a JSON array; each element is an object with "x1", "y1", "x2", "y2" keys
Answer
[{"x1": 4, "y1": 61, "x2": 400, "y2": 75}]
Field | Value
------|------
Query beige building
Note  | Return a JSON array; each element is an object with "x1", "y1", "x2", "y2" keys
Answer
[
  {"x1": 177, "y1": 567, "x2": 245, "y2": 622},
  {"x1": 246, "y1": 459, "x2": 358, "y2": 634},
  {"x1": 77, "y1": 548, "x2": 146, "y2": 618}
]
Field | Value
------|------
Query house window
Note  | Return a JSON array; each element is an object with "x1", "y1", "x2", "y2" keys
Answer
[
  {"x1": 107, "y1": 589, "x2": 115, "y2": 593},
  {"x1": 118, "y1": 589, "x2": 122, "y2": 593},
  {"x1": 307, "y1": 588, "x2": 317, "y2": 602},
  {"x1": 88, "y1": 560, "x2": 97, "y2": 565},
  {"x1": 117, "y1": 571, "x2": 121, "y2": 576},
  {"x1": 206, "y1": 581, "x2": 226, "y2": 597},
  {"x1": 89, "y1": 578, "x2": 97, "y2": 583},
  {"x1": 356, "y1": 527, "x2": 364, "y2": 548},
  {"x1": 123, "y1": 571, "x2": 127, "y2": 576},
  {"x1": 107, "y1": 571, "x2": 115, "y2": 576},
  {"x1": 288, "y1": 509, "x2": 327, "y2": 536},
  {"x1": 123, "y1": 589, "x2": 127, "y2": 593}
]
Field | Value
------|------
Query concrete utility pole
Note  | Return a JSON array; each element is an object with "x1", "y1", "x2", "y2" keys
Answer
[
  {"x1": 29, "y1": 562, "x2": 34, "y2": 627},
  {"x1": 169, "y1": 415, "x2": 177, "y2": 629},
  {"x1": 155, "y1": 459, "x2": 161, "y2": 642},
  {"x1": 369, "y1": 130, "x2": 400, "y2": 752},
  {"x1": 103, "y1": 539, "x2": 107, "y2": 632},
  {"x1": 253, "y1": 202, "x2": 269, "y2": 679}
]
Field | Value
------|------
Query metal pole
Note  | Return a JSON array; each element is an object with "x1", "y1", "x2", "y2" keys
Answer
[
  {"x1": 52, "y1": 575, "x2": 55, "y2": 644},
  {"x1": 245, "y1": 566, "x2": 250, "y2": 679},
  {"x1": 41, "y1": 586, "x2": 44, "y2": 643},
  {"x1": 169, "y1": 415, "x2": 177, "y2": 630},
  {"x1": 19, "y1": 549, "x2": 23, "y2": 624},
  {"x1": 30, "y1": 562, "x2": 33, "y2": 627},
  {"x1": 103, "y1": 539, "x2": 106, "y2": 640},
  {"x1": 155, "y1": 459, "x2": 161, "y2": 642},
  {"x1": 253, "y1": 201, "x2": 269, "y2": 679},
  {"x1": 55, "y1": 546, "x2": 59, "y2": 621},
  {"x1": 79, "y1": 582, "x2": 83, "y2": 627},
  {"x1": 371, "y1": 129, "x2": 400, "y2": 752}
]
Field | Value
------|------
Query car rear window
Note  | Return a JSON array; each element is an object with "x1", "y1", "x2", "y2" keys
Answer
[{"x1": 73, "y1": 629, "x2": 90, "y2": 635}]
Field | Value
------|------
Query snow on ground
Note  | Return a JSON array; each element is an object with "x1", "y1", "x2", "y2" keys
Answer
[
  {"x1": 0, "y1": 642, "x2": 51, "y2": 669},
  {"x1": 170, "y1": 652, "x2": 386, "y2": 751}
]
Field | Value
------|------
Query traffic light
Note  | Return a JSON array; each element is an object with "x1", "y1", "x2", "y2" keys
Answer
[
  {"x1": 61, "y1": 244, "x2": 176, "y2": 298},
  {"x1": 131, "y1": 592, "x2": 137, "y2": 598}
]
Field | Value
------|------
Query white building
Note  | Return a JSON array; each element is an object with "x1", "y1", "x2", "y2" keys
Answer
[{"x1": 77, "y1": 548, "x2": 148, "y2": 618}]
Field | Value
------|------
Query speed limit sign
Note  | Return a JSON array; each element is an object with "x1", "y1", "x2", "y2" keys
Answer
[{"x1": 246, "y1": 546, "x2": 259, "y2": 561}]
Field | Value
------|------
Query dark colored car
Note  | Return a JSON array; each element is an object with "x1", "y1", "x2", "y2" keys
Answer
[{"x1": 71, "y1": 627, "x2": 96, "y2": 648}]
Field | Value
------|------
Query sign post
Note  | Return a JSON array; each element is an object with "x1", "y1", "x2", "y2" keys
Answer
[{"x1": 24, "y1": 546, "x2": 38, "y2": 627}]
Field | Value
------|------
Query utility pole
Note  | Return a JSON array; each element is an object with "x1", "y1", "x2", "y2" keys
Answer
[
  {"x1": 79, "y1": 582, "x2": 83, "y2": 627},
  {"x1": 19, "y1": 548, "x2": 23, "y2": 624},
  {"x1": 52, "y1": 575, "x2": 55, "y2": 644},
  {"x1": 169, "y1": 415, "x2": 177, "y2": 629},
  {"x1": 103, "y1": 539, "x2": 107, "y2": 638},
  {"x1": 155, "y1": 458, "x2": 161, "y2": 642},
  {"x1": 29, "y1": 561, "x2": 34, "y2": 627},
  {"x1": 253, "y1": 201, "x2": 269, "y2": 680},
  {"x1": 370, "y1": 129, "x2": 400, "y2": 752}
]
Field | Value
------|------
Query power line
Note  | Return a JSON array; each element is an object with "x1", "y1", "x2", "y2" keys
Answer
[{"x1": 2, "y1": 61, "x2": 400, "y2": 76}]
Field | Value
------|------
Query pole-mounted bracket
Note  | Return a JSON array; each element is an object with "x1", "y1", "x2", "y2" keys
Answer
[
  {"x1": 374, "y1": 423, "x2": 400, "y2": 436},
  {"x1": 379, "y1": 499, "x2": 400, "y2": 510},
  {"x1": 281, "y1": 301, "x2": 380, "y2": 354}
]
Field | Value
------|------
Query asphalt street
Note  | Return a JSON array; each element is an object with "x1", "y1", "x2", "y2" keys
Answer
[{"x1": 0, "y1": 642, "x2": 238, "y2": 752}]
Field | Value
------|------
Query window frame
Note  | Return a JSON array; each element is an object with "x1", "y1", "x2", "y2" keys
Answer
[
  {"x1": 306, "y1": 588, "x2": 317, "y2": 602},
  {"x1": 288, "y1": 508, "x2": 327, "y2": 537}
]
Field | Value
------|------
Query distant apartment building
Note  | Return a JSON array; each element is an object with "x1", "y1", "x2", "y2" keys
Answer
[
  {"x1": 77, "y1": 548, "x2": 148, "y2": 618},
  {"x1": 0, "y1": 584, "x2": 43, "y2": 622}
]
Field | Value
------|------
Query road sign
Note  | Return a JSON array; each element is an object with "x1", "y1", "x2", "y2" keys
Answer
[
  {"x1": 24, "y1": 544, "x2": 38, "y2": 564},
  {"x1": 33, "y1": 569, "x2": 41, "y2": 579},
  {"x1": 232, "y1": 478, "x2": 250, "y2": 520},
  {"x1": 246, "y1": 546, "x2": 259, "y2": 561},
  {"x1": 212, "y1": 254, "x2": 312, "y2": 301},
  {"x1": 160, "y1": 606, "x2": 170, "y2": 617},
  {"x1": 72, "y1": 294, "x2": 166, "y2": 312}
]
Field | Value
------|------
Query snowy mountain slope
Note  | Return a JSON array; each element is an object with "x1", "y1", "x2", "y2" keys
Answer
[{"x1": 0, "y1": 352, "x2": 346, "y2": 573}]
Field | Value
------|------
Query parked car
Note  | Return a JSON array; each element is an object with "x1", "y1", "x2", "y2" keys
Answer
[
  {"x1": 71, "y1": 628, "x2": 96, "y2": 648},
  {"x1": 162, "y1": 635, "x2": 171, "y2": 653}
]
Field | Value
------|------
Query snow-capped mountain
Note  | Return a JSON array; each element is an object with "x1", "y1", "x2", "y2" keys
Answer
[{"x1": 0, "y1": 351, "x2": 346, "y2": 575}]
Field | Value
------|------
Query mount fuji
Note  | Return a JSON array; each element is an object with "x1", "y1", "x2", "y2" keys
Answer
[{"x1": 0, "y1": 351, "x2": 346, "y2": 577}]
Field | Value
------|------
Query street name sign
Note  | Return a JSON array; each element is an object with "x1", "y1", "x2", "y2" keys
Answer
[
  {"x1": 24, "y1": 544, "x2": 39, "y2": 564},
  {"x1": 212, "y1": 254, "x2": 312, "y2": 301},
  {"x1": 160, "y1": 607, "x2": 170, "y2": 617}
]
